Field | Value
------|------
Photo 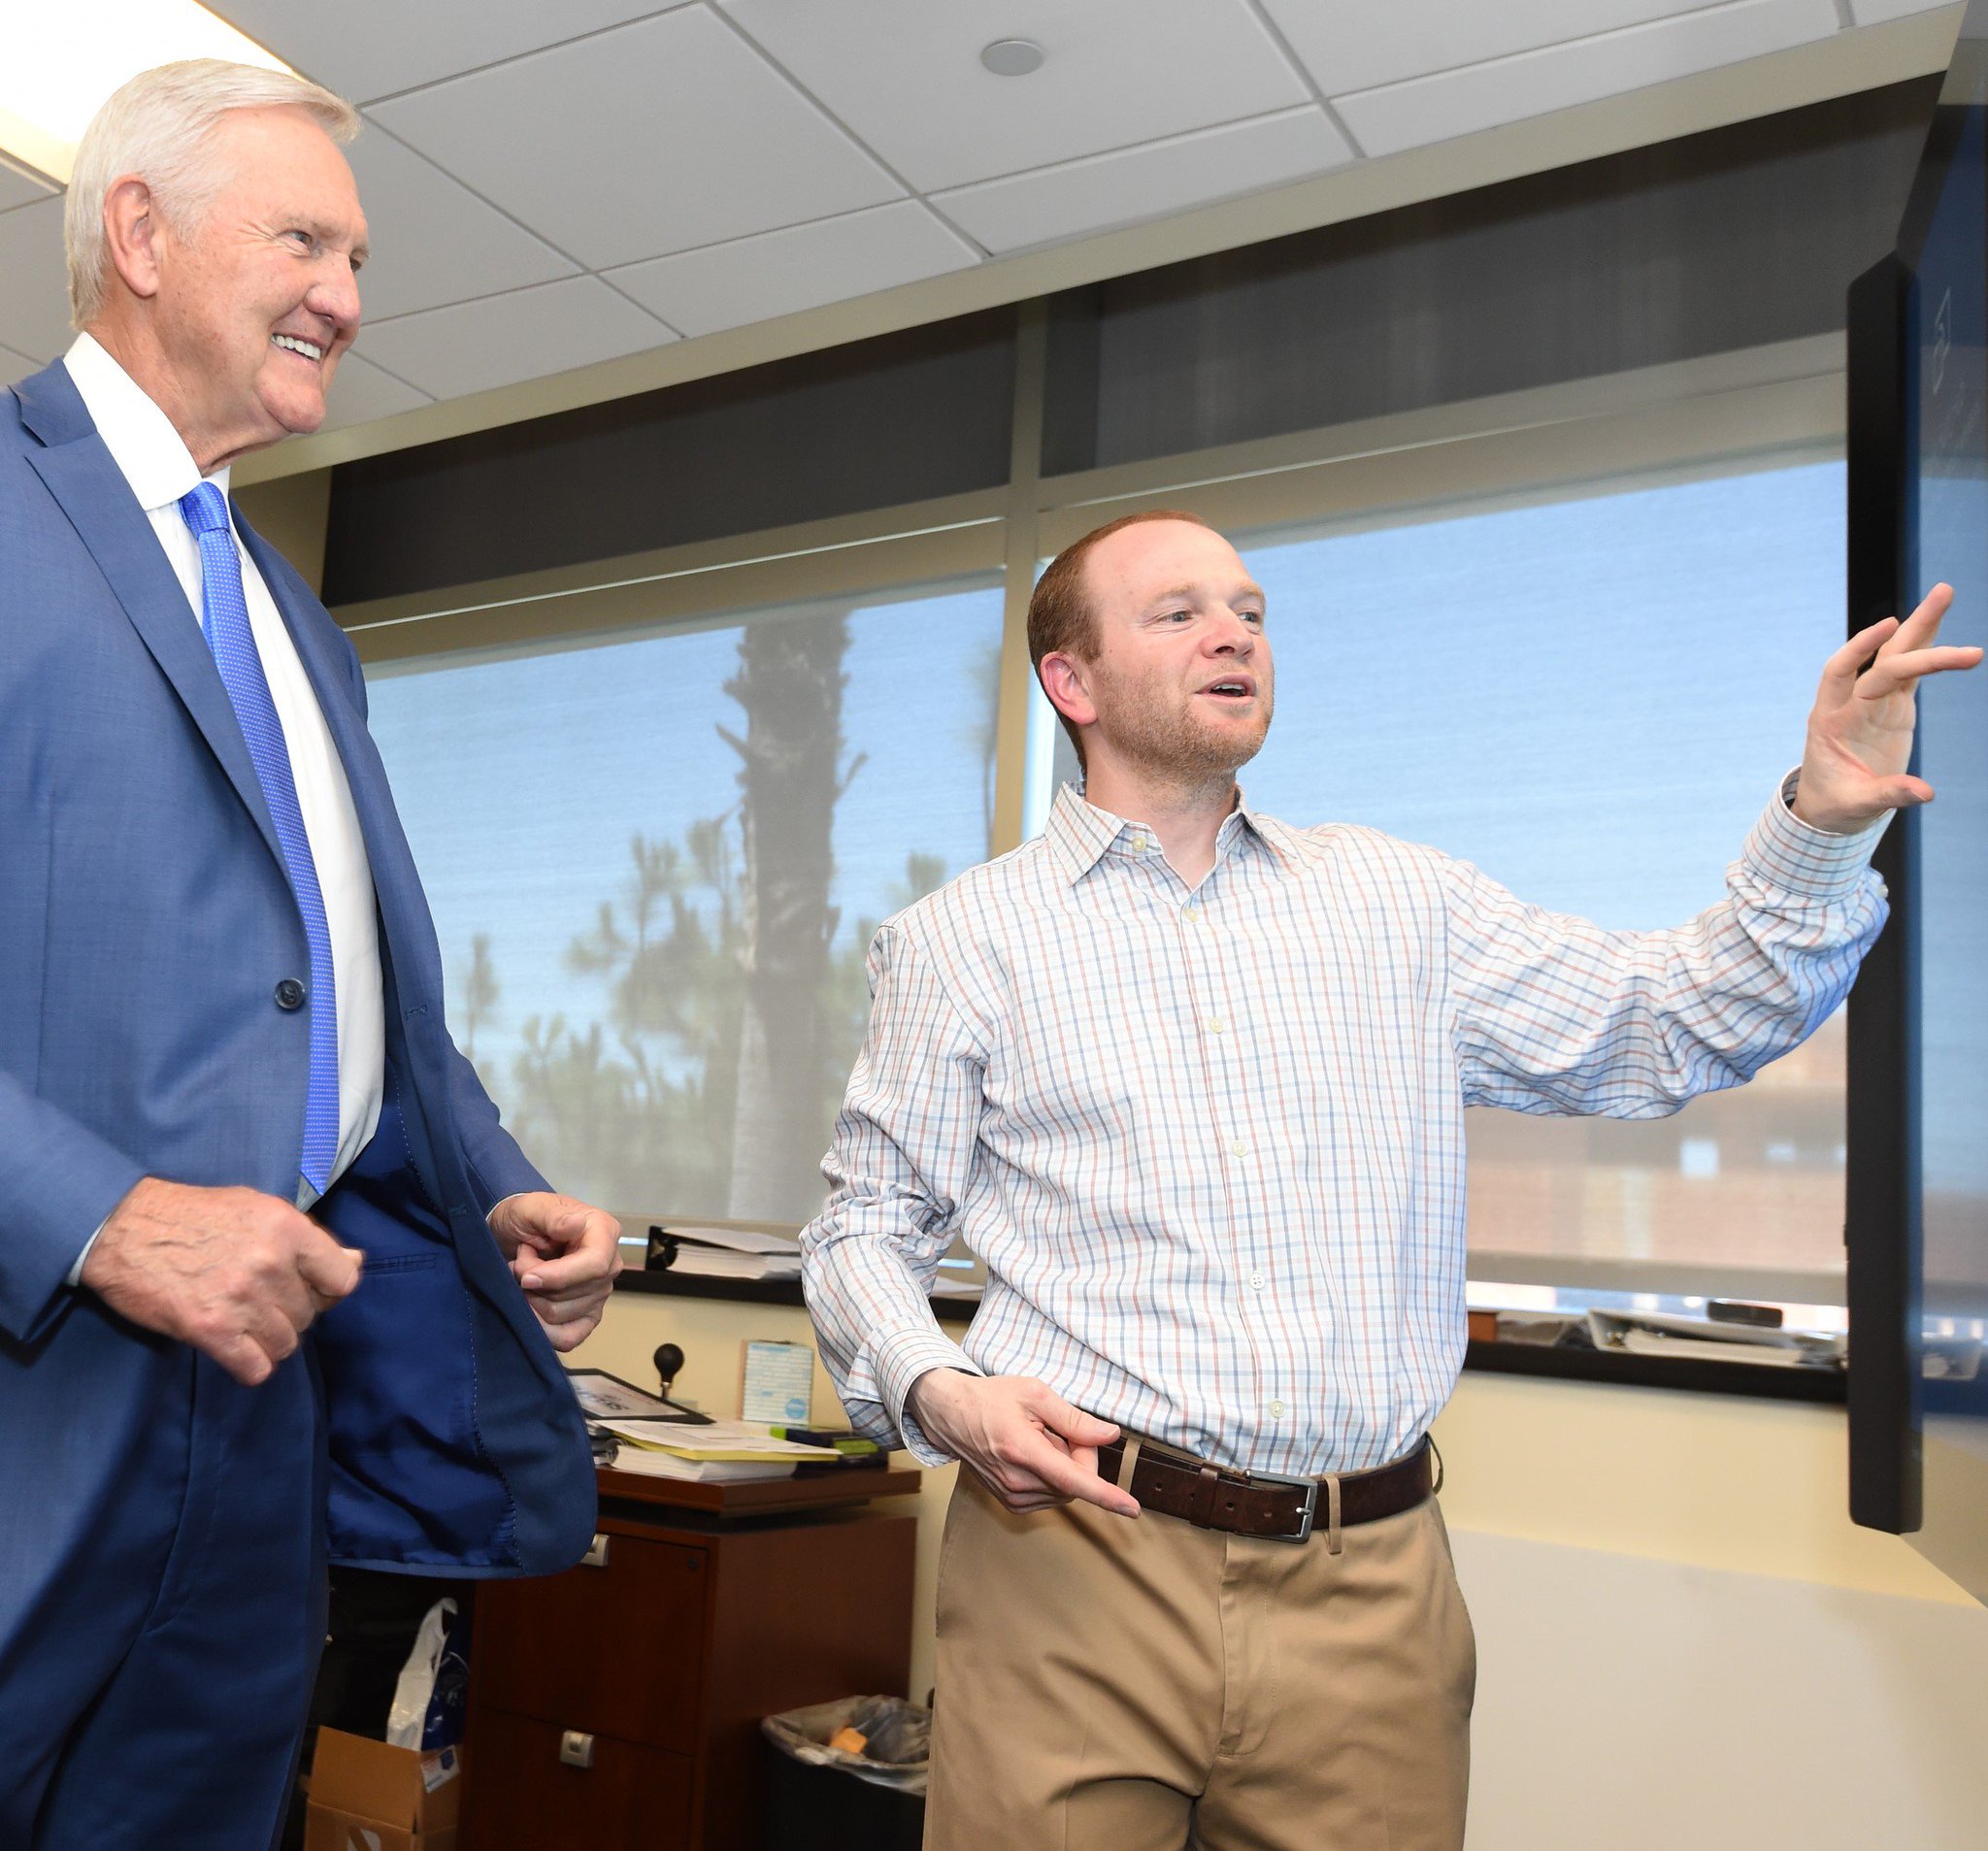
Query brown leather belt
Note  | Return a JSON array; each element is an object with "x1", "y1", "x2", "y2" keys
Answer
[{"x1": 1096, "y1": 1436, "x2": 1434, "y2": 1550}]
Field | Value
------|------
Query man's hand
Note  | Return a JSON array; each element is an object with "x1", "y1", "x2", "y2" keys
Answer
[
  {"x1": 81, "y1": 1176, "x2": 364, "y2": 1387},
  {"x1": 1794, "y1": 582, "x2": 1981, "y2": 833},
  {"x1": 488, "y1": 1193, "x2": 622, "y2": 1351},
  {"x1": 907, "y1": 1369, "x2": 1140, "y2": 1518}
]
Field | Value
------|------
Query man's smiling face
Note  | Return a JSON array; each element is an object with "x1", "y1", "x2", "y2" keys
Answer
[
  {"x1": 149, "y1": 105, "x2": 365, "y2": 465},
  {"x1": 1070, "y1": 517, "x2": 1275, "y2": 785}
]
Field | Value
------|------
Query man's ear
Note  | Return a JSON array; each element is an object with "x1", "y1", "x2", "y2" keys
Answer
[
  {"x1": 1039, "y1": 651, "x2": 1098, "y2": 732},
  {"x1": 102, "y1": 177, "x2": 166, "y2": 302}
]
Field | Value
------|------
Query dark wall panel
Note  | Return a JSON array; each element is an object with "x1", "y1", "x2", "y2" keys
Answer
[
  {"x1": 1043, "y1": 80, "x2": 1938, "y2": 475},
  {"x1": 324, "y1": 309, "x2": 1016, "y2": 607}
]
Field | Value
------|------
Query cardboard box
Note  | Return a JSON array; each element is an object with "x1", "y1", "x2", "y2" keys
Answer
[{"x1": 303, "y1": 1727, "x2": 463, "y2": 1851}]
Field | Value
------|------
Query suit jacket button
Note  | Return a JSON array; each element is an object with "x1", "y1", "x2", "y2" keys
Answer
[{"x1": 274, "y1": 978, "x2": 307, "y2": 1010}]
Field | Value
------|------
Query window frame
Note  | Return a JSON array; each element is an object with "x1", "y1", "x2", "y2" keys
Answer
[{"x1": 333, "y1": 320, "x2": 1860, "y2": 1376}]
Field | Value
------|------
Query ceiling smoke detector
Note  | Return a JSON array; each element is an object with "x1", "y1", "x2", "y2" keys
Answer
[{"x1": 980, "y1": 38, "x2": 1046, "y2": 78}]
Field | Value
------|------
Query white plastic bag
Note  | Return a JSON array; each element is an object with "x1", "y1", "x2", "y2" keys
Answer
[
  {"x1": 761, "y1": 1694, "x2": 930, "y2": 1794},
  {"x1": 384, "y1": 1597, "x2": 457, "y2": 1750}
]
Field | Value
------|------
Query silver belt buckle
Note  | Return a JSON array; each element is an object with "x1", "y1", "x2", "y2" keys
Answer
[{"x1": 1251, "y1": 1467, "x2": 1319, "y2": 1543}]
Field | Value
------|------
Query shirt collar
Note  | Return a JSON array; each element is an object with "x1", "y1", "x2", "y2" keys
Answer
[
  {"x1": 63, "y1": 333, "x2": 231, "y2": 517},
  {"x1": 1044, "y1": 781, "x2": 1283, "y2": 884}
]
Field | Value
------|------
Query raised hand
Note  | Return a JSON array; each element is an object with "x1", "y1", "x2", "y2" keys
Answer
[
  {"x1": 1793, "y1": 582, "x2": 1980, "y2": 834},
  {"x1": 488, "y1": 1191, "x2": 623, "y2": 1351},
  {"x1": 907, "y1": 1368, "x2": 1140, "y2": 1517},
  {"x1": 81, "y1": 1176, "x2": 365, "y2": 1386}
]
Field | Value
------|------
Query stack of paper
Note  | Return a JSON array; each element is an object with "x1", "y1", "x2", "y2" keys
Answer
[
  {"x1": 661, "y1": 1225, "x2": 803, "y2": 1281},
  {"x1": 1585, "y1": 1307, "x2": 1843, "y2": 1369},
  {"x1": 598, "y1": 1416, "x2": 841, "y2": 1484}
]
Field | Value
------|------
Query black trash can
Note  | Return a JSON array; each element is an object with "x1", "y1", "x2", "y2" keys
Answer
[{"x1": 760, "y1": 1695, "x2": 928, "y2": 1851}]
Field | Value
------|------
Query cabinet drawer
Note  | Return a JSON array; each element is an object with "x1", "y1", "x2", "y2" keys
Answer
[
  {"x1": 474, "y1": 1531, "x2": 709, "y2": 1744},
  {"x1": 461, "y1": 1706, "x2": 694, "y2": 1851}
]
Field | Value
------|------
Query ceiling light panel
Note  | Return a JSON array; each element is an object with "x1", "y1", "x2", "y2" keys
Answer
[
  {"x1": 341, "y1": 125, "x2": 577, "y2": 322},
  {"x1": 607, "y1": 201, "x2": 978, "y2": 339},
  {"x1": 935, "y1": 106, "x2": 1353, "y2": 255},
  {"x1": 202, "y1": 0, "x2": 692, "y2": 106},
  {"x1": 1336, "y1": 0, "x2": 1839, "y2": 159},
  {"x1": 353, "y1": 275, "x2": 674, "y2": 400},
  {"x1": 720, "y1": 0, "x2": 1312, "y2": 192},
  {"x1": 1257, "y1": 0, "x2": 1722, "y2": 99},
  {"x1": 0, "y1": 0, "x2": 288, "y2": 183},
  {"x1": 370, "y1": 9, "x2": 902, "y2": 272}
]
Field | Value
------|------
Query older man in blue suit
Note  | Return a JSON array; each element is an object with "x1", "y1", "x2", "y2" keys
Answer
[{"x1": 0, "y1": 61, "x2": 624, "y2": 1848}]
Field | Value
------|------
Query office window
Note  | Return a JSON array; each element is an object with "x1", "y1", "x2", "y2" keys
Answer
[
  {"x1": 1233, "y1": 455, "x2": 1849, "y2": 1293},
  {"x1": 365, "y1": 575, "x2": 1006, "y2": 1224}
]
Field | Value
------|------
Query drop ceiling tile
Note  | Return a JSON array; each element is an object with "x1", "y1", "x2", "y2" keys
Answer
[
  {"x1": 1849, "y1": 0, "x2": 1966, "y2": 21},
  {"x1": 3, "y1": 343, "x2": 40, "y2": 387},
  {"x1": 0, "y1": 198, "x2": 76, "y2": 365},
  {"x1": 936, "y1": 107, "x2": 1353, "y2": 255},
  {"x1": 317, "y1": 352, "x2": 434, "y2": 432},
  {"x1": 0, "y1": 156, "x2": 55, "y2": 214},
  {"x1": 721, "y1": 0, "x2": 1312, "y2": 191},
  {"x1": 203, "y1": 0, "x2": 691, "y2": 106},
  {"x1": 606, "y1": 202, "x2": 978, "y2": 338},
  {"x1": 353, "y1": 276, "x2": 675, "y2": 400},
  {"x1": 371, "y1": 9, "x2": 903, "y2": 271},
  {"x1": 1336, "y1": 0, "x2": 1840, "y2": 159},
  {"x1": 346, "y1": 122, "x2": 577, "y2": 321},
  {"x1": 1260, "y1": 0, "x2": 1718, "y2": 99}
]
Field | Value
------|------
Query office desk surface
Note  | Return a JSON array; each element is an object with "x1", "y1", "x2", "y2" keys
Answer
[{"x1": 595, "y1": 1462, "x2": 922, "y2": 1520}]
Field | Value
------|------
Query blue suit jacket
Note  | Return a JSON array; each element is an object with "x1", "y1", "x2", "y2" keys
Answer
[{"x1": 0, "y1": 360, "x2": 595, "y2": 1578}]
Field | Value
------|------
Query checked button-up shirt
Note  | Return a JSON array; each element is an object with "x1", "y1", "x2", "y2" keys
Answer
[{"x1": 801, "y1": 778, "x2": 1886, "y2": 1474}]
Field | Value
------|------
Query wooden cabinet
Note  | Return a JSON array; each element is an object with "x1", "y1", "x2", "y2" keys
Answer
[{"x1": 461, "y1": 1469, "x2": 920, "y2": 1851}]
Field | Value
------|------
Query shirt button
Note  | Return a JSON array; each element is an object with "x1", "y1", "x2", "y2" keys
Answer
[
  {"x1": 1182, "y1": 904, "x2": 1199, "y2": 920},
  {"x1": 1269, "y1": 1401, "x2": 1286, "y2": 1420},
  {"x1": 274, "y1": 978, "x2": 306, "y2": 1010},
  {"x1": 1249, "y1": 1272, "x2": 1266, "y2": 1290},
  {"x1": 1207, "y1": 1016, "x2": 1225, "y2": 1034},
  {"x1": 1229, "y1": 1138, "x2": 1247, "y2": 1159},
  {"x1": 1130, "y1": 834, "x2": 1148, "y2": 852}
]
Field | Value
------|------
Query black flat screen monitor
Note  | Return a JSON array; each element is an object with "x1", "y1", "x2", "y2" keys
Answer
[{"x1": 1846, "y1": 0, "x2": 1988, "y2": 1603}]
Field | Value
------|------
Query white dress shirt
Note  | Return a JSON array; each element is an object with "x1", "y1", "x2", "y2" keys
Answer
[
  {"x1": 803, "y1": 779, "x2": 1886, "y2": 1475},
  {"x1": 63, "y1": 334, "x2": 385, "y2": 1207}
]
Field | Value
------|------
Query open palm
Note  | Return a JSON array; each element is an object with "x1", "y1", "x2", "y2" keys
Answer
[{"x1": 1792, "y1": 583, "x2": 1979, "y2": 834}]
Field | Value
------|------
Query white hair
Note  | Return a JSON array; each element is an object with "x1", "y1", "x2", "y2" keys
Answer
[{"x1": 66, "y1": 59, "x2": 359, "y2": 329}]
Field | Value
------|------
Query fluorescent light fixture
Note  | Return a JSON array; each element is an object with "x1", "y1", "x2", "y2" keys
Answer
[{"x1": 0, "y1": 2, "x2": 292, "y2": 187}]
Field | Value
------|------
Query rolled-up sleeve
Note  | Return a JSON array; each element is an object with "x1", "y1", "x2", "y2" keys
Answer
[{"x1": 800, "y1": 922, "x2": 990, "y2": 1465}]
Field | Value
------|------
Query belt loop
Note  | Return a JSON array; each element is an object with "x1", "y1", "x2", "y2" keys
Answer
[
  {"x1": 1427, "y1": 1438, "x2": 1444, "y2": 1498},
  {"x1": 1193, "y1": 1463, "x2": 1219, "y2": 1524},
  {"x1": 1114, "y1": 1437, "x2": 1143, "y2": 1494},
  {"x1": 1324, "y1": 1473, "x2": 1343, "y2": 1556}
]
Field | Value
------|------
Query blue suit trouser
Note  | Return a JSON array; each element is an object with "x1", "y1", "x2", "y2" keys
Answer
[{"x1": 0, "y1": 1313, "x2": 326, "y2": 1850}]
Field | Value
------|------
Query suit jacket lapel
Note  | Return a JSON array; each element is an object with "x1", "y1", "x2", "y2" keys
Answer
[{"x1": 16, "y1": 364, "x2": 286, "y2": 874}]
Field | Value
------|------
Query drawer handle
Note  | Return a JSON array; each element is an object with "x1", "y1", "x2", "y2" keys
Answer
[
  {"x1": 559, "y1": 1730, "x2": 596, "y2": 1769},
  {"x1": 580, "y1": 1533, "x2": 611, "y2": 1569}
]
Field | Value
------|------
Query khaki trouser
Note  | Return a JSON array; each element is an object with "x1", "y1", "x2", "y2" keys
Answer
[{"x1": 927, "y1": 1465, "x2": 1475, "y2": 1851}]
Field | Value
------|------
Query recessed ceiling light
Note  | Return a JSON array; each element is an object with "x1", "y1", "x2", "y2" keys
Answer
[
  {"x1": 980, "y1": 39, "x2": 1046, "y2": 79},
  {"x1": 0, "y1": 0, "x2": 293, "y2": 186}
]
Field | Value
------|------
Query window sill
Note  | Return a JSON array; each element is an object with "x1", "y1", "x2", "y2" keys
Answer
[
  {"x1": 612, "y1": 1270, "x2": 1848, "y2": 1394},
  {"x1": 613, "y1": 1264, "x2": 977, "y2": 1324}
]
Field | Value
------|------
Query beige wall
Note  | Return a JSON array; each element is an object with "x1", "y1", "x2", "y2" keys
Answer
[
  {"x1": 585, "y1": 1288, "x2": 1988, "y2": 1848},
  {"x1": 234, "y1": 468, "x2": 331, "y2": 595}
]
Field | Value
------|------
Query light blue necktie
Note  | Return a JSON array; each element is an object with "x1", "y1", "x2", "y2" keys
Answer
[{"x1": 180, "y1": 480, "x2": 339, "y2": 1195}]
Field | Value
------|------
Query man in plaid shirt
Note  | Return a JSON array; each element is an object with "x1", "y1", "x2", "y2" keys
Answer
[{"x1": 802, "y1": 510, "x2": 1971, "y2": 1850}]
